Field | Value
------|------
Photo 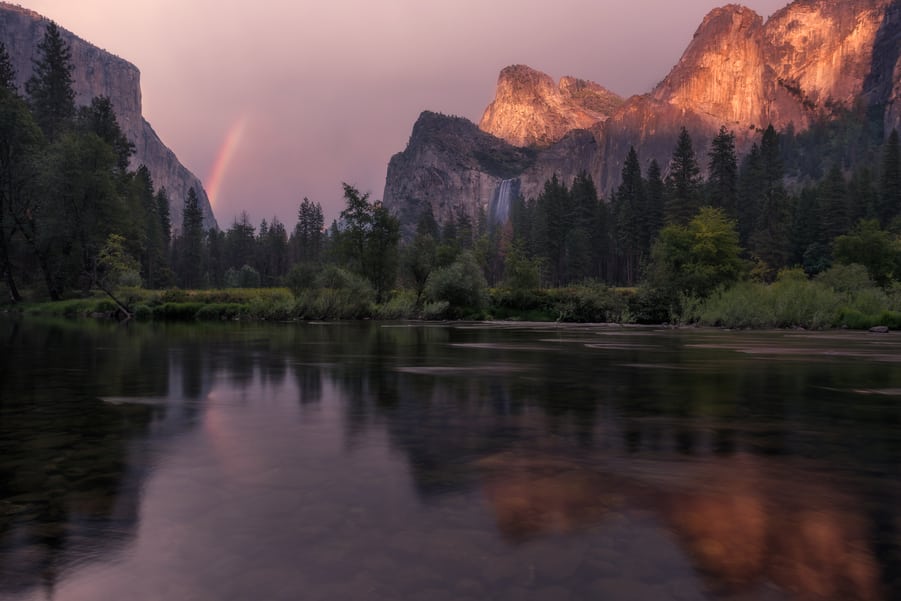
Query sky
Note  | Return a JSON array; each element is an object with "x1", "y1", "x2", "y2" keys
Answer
[{"x1": 21, "y1": 0, "x2": 789, "y2": 229}]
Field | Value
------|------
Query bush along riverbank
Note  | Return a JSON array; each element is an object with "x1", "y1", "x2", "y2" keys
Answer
[{"x1": 7, "y1": 263, "x2": 899, "y2": 331}]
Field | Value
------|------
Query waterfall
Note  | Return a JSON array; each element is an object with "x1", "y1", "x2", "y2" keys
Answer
[{"x1": 490, "y1": 179, "x2": 519, "y2": 225}]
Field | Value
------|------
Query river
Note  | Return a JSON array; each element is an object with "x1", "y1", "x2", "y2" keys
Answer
[{"x1": 1, "y1": 318, "x2": 899, "y2": 600}]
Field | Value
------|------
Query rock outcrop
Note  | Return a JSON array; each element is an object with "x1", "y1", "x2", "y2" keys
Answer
[
  {"x1": 0, "y1": 3, "x2": 217, "y2": 231},
  {"x1": 384, "y1": 0, "x2": 901, "y2": 230},
  {"x1": 383, "y1": 111, "x2": 601, "y2": 236},
  {"x1": 479, "y1": 64, "x2": 623, "y2": 148}
]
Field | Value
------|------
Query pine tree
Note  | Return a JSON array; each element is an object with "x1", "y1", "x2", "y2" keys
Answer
[
  {"x1": 25, "y1": 21, "x2": 75, "y2": 141},
  {"x1": 665, "y1": 127, "x2": 702, "y2": 225},
  {"x1": 0, "y1": 53, "x2": 40, "y2": 301},
  {"x1": 645, "y1": 159, "x2": 666, "y2": 249},
  {"x1": 0, "y1": 41, "x2": 17, "y2": 93},
  {"x1": 179, "y1": 187, "x2": 204, "y2": 288},
  {"x1": 570, "y1": 171, "x2": 600, "y2": 280},
  {"x1": 749, "y1": 126, "x2": 791, "y2": 275},
  {"x1": 365, "y1": 202, "x2": 400, "y2": 302},
  {"x1": 819, "y1": 164, "x2": 850, "y2": 241},
  {"x1": 614, "y1": 147, "x2": 645, "y2": 284},
  {"x1": 156, "y1": 188, "x2": 172, "y2": 250},
  {"x1": 737, "y1": 142, "x2": 762, "y2": 247},
  {"x1": 78, "y1": 96, "x2": 134, "y2": 172},
  {"x1": 533, "y1": 175, "x2": 571, "y2": 286},
  {"x1": 707, "y1": 125, "x2": 738, "y2": 216},
  {"x1": 878, "y1": 129, "x2": 900, "y2": 227},
  {"x1": 293, "y1": 197, "x2": 324, "y2": 264},
  {"x1": 339, "y1": 183, "x2": 373, "y2": 274}
]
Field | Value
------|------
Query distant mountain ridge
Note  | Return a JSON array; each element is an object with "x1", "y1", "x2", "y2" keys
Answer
[
  {"x1": 384, "y1": 0, "x2": 901, "y2": 231},
  {"x1": 0, "y1": 2, "x2": 217, "y2": 231}
]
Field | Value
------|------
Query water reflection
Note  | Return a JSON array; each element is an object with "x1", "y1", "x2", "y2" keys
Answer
[{"x1": 0, "y1": 318, "x2": 898, "y2": 600}]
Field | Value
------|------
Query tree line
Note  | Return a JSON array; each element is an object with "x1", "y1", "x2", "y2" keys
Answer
[{"x1": 2, "y1": 22, "x2": 900, "y2": 323}]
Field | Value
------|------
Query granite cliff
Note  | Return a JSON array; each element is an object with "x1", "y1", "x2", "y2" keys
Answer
[
  {"x1": 0, "y1": 3, "x2": 217, "y2": 231},
  {"x1": 479, "y1": 64, "x2": 623, "y2": 148},
  {"x1": 384, "y1": 0, "x2": 901, "y2": 230}
]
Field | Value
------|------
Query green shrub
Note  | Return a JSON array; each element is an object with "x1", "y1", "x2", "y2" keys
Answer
[
  {"x1": 548, "y1": 280, "x2": 628, "y2": 323},
  {"x1": 373, "y1": 291, "x2": 418, "y2": 319},
  {"x1": 153, "y1": 302, "x2": 204, "y2": 320},
  {"x1": 816, "y1": 263, "x2": 874, "y2": 294},
  {"x1": 133, "y1": 304, "x2": 153, "y2": 321},
  {"x1": 195, "y1": 303, "x2": 245, "y2": 321},
  {"x1": 770, "y1": 276, "x2": 840, "y2": 328},
  {"x1": 421, "y1": 300, "x2": 450, "y2": 320},
  {"x1": 424, "y1": 251, "x2": 488, "y2": 316},
  {"x1": 694, "y1": 282, "x2": 774, "y2": 328}
]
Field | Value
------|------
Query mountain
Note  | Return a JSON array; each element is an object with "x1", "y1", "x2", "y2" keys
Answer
[
  {"x1": 384, "y1": 0, "x2": 901, "y2": 230},
  {"x1": 0, "y1": 3, "x2": 217, "y2": 231},
  {"x1": 479, "y1": 64, "x2": 623, "y2": 148}
]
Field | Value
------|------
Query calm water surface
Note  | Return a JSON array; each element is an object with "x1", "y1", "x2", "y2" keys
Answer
[{"x1": 1, "y1": 318, "x2": 899, "y2": 600}]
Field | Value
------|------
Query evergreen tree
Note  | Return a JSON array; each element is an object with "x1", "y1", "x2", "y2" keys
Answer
[
  {"x1": 225, "y1": 211, "x2": 256, "y2": 270},
  {"x1": 25, "y1": 21, "x2": 75, "y2": 142},
  {"x1": 818, "y1": 164, "x2": 850, "y2": 241},
  {"x1": 365, "y1": 202, "x2": 400, "y2": 302},
  {"x1": 338, "y1": 183, "x2": 372, "y2": 274},
  {"x1": 878, "y1": 129, "x2": 900, "y2": 227},
  {"x1": 665, "y1": 127, "x2": 702, "y2": 225},
  {"x1": 737, "y1": 142, "x2": 762, "y2": 248},
  {"x1": 134, "y1": 165, "x2": 165, "y2": 287},
  {"x1": 178, "y1": 187, "x2": 204, "y2": 288},
  {"x1": 644, "y1": 159, "x2": 666, "y2": 249},
  {"x1": 156, "y1": 187, "x2": 172, "y2": 250},
  {"x1": 253, "y1": 217, "x2": 284, "y2": 285},
  {"x1": 569, "y1": 171, "x2": 601, "y2": 280},
  {"x1": 613, "y1": 147, "x2": 645, "y2": 284},
  {"x1": 404, "y1": 208, "x2": 439, "y2": 304},
  {"x1": 707, "y1": 125, "x2": 738, "y2": 215},
  {"x1": 790, "y1": 188, "x2": 825, "y2": 273},
  {"x1": 206, "y1": 228, "x2": 225, "y2": 287},
  {"x1": 78, "y1": 96, "x2": 134, "y2": 173},
  {"x1": 0, "y1": 69, "x2": 41, "y2": 301},
  {"x1": 0, "y1": 41, "x2": 16, "y2": 93},
  {"x1": 847, "y1": 165, "x2": 878, "y2": 225},
  {"x1": 293, "y1": 197, "x2": 324, "y2": 264},
  {"x1": 532, "y1": 174, "x2": 570, "y2": 286}
]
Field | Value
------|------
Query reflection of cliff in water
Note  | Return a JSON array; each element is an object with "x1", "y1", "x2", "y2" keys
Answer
[
  {"x1": 0, "y1": 319, "x2": 215, "y2": 598},
  {"x1": 304, "y1": 324, "x2": 901, "y2": 600},
  {"x1": 477, "y1": 450, "x2": 895, "y2": 600}
]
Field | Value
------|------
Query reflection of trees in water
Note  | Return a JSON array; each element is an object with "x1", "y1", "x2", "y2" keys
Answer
[
  {"x1": 301, "y1": 325, "x2": 901, "y2": 600},
  {"x1": 0, "y1": 320, "x2": 225, "y2": 598},
  {"x1": 4, "y1": 320, "x2": 899, "y2": 599},
  {"x1": 0, "y1": 319, "x2": 165, "y2": 597}
]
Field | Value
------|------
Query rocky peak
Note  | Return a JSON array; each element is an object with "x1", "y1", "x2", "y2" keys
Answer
[
  {"x1": 479, "y1": 64, "x2": 622, "y2": 148},
  {"x1": 385, "y1": 0, "x2": 901, "y2": 232},
  {"x1": 652, "y1": 4, "x2": 766, "y2": 127},
  {"x1": 763, "y1": 0, "x2": 896, "y2": 123},
  {"x1": 0, "y1": 3, "x2": 217, "y2": 231}
]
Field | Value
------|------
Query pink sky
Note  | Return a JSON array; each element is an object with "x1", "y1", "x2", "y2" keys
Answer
[{"x1": 21, "y1": 0, "x2": 789, "y2": 229}]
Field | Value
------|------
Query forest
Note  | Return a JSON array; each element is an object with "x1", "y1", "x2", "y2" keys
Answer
[{"x1": 2, "y1": 23, "x2": 900, "y2": 328}]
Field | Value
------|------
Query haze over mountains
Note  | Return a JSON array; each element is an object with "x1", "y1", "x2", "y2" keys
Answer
[
  {"x1": 384, "y1": 0, "x2": 901, "y2": 232},
  {"x1": 0, "y1": 2, "x2": 217, "y2": 232}
]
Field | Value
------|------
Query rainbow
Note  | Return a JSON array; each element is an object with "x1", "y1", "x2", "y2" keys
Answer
[{"x1": 205, "y1": 116, "x2": 248, "y2": 208}]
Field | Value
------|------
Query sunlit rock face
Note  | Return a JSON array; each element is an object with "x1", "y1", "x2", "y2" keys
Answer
[
  {"x1": 385, "y1": 0, "x2": 900, "y2": 231},
  {"x1": 479, "y1": 64, "x2": 623, "y2": 148},
  {"x1": 599, "y1": 0, "x2": 898, "y2": 191},
  {"x1": 0, "y1": 3, "x2": 217, "y2": 231},
  {"x1": 653, "y1": 5, "x2": 768, "y2": 128}
]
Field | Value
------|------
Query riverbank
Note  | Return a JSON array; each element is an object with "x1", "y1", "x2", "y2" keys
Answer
[{"x1": 4, "y1": 276, "x2": 899, "y2": 332}]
